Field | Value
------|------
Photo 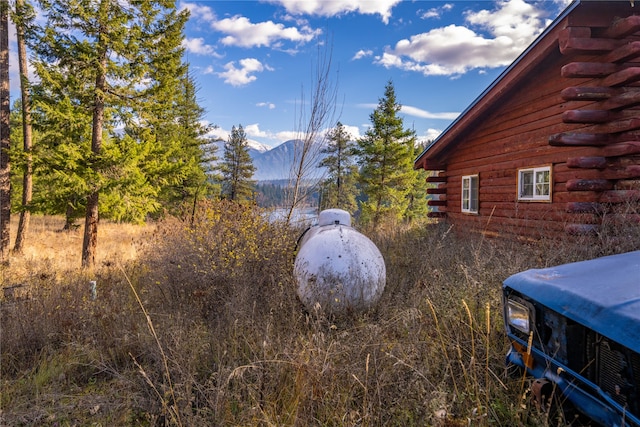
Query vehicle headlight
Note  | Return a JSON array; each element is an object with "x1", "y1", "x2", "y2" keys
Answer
[{"x1": 506, "y1": 299, "x2": 531, "y2": 334}]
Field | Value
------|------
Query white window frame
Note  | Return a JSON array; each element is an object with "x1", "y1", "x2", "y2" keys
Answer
[
  {"x1": 461, "y1": 174, "x2": 479, "y2": 214},
  {"x1": 518, "y1": 166, "x2": 551, "y2": 201}
]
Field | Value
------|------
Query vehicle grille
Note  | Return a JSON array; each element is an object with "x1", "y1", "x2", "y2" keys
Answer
[
  {"x1": 572, "y1": 327, "x2": 640, "y2": 418},
  {"x1": 539, "y1": 307, "x2": 640, "y2": 419},
  {"x1": 598, "y1": 339, "x2": 630, "y2": 408}
]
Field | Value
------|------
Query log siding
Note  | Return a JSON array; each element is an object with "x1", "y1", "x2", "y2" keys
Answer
[{"x1": 416, "y1": 1, "x2": 640, "y2": 238}]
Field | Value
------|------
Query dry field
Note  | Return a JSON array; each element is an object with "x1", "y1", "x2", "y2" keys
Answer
[
  {"x1": 1, "y1": 202, "x2": 638, "y2": 426},
  {"x1": 2, "y1": 215, "x2": 153, "y2": 280}
]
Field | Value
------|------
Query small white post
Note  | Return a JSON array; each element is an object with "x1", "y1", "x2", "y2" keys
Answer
[{"x1": 89, "y1": 280, "x2": 97, "y2": 300}]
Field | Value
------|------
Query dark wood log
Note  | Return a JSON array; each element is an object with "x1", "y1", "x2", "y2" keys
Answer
[
  {"x1": 427, "y1": 187, "x2": 446, "y2": 195},
  {"x1": 427, "y1": 212, "x2": 447, "y2": 218},
  {"x1": 616, "y1": 130, "x2": 640, "y2": 143},
  {"x1": 560, "y1": 86, "x2": 616, "y2": 101},
  {"x1": 605, "y1": 41, "x2": 640, "y2": 63},
  {"x1": 559, "y1": 26, "x2": 591, "y2": 40},
  {"x1": 600, "y1": 189, "x2": 640, "y2": 203},
  {"x1": 565, "y1": 223, "x2": 599, "y2": 235},
  {"x1": 566, "y1": 202, "x2": 605, "y2": 214},
  {"x1": 566, "y1": 156, "x2": 607, "y2": 169},
  {"x1": 426, "y1": 176, "x2": 447, "y2": 183},
  {"x1": 624, "y1": 165, "x2": 640, "y2": 179},
  {"x1": 562, "y1": 109, "x2": 612, "y2": 123},
  {"x1": 603, "y1": 14, "x2": 640, "y2": 39},
  {"x1": 560, "y1": 37, "x2": 620, "y2": 55},
  {"x1": 590, "y1": 117, "x2": 640, "y2": 134},
  {"x1": 616, "y1": 179, "x2": 640, "y2": 190},
  {"x1": 428, "y1": 200, "x2": 447, "y2": 207},
  {"x1": 601, "y1": 88, "x2": 640, "y2": 110},
  {"x1": 602, "y1": 67, "x2": 640, "y2": 87},
  {"x1": 549, "y1": 132, "x2": 611, "y2": 146},
  {"x1": 608, "y1": 213, "x2": 640, "y2": 224},
  {"x1": 554, "y1": 168, "x2": 603, "y2": 184},
  {"x1": 561, "y1": 62, "x2": 617, "y2": 78},
  {"x1": 566, "y1": 179, "x2": 613, "y2": 191},
  {"x1": 602, "y1": 141, "x2": 640, "y2": 156},
  {"x1": 421, "y1": 160, "x2": 446, "y2": 170},
  {"x1": 568, "y1": 3, "x2": 637, "y2": 28}
]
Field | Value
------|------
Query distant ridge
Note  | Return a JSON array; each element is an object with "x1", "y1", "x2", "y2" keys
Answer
[{"x1": 211, "y1": 139, "x2": 327, "y2": 182}]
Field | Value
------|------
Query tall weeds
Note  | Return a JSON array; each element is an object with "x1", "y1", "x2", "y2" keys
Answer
[{"x1": 1, "y1": 203, "x2": 639, "y2": 426}]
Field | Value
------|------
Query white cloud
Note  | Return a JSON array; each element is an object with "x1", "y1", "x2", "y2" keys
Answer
[
  {"x1": 257, "y1": 102, "x2": 276, "y2": 109},
  {"x1": 422, "y1": 128, "x2": 443, "y2": 142},
  {"x1": 244, "y1": 123, "x2": 269, "y2": 138},
  {"x1": 245, "y1": 124, "x2": 294, "y2": 144},
  {"x1": 179, "y1": 1, "x2": 217, "y2": 23},
  {"x1": 182, "y1": 37, "x2": 217, "y2": 56},
  {"x1": 213, "y1": 15, "x2": 321, "y2": 48},
  {"x1": 217, "y1": 58, "x2": 271, "y2": 86},
  {"x1": 419, "y1": 3, "x2": 454, "y2": 20},
  {"x1": 342, "y1": 124, "x2": 362, "y2": 140},
  {"x1": 375, "y1": 0, "x2": 550, "y2": 77},
  {"x1": 207, "y1": 126, "x2": 229, "y2": 141},
  {"x1": 267, "y1": 0, "x2": 402, "y2": 24},
  {"x1": 401, "y1": 105, "x2": 460, "y2": 120},
  {"x1": 352, "y1": 49, "x2": 373, "y2": 60}
]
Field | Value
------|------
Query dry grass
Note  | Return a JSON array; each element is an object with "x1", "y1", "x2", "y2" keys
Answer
[
  {"x1": 1, "y1": 202, "x2": 638, "y2": 426},
  {"x1": 2, "y1": 215, "x2": 153, "y2": 283}
]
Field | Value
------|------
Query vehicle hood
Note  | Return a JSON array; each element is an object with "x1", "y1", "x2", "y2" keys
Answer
[{"x1": 504, "y1": 251, "x2": 640, "y2": 353}]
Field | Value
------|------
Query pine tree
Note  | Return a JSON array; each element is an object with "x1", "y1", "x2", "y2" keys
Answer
[
  {"x1": 318, "y1": 122, "x2": 358, "y2": 214},
  {"x1": 219, "y1": 125, "x2": 256, "y2": 202},
  {"x1": 28, "y1": 0, "x2": 195, "y2": 267},
  {"x1": 356, "y1": 80, "x2": 427, "y2": 228},
  {"x1": 125, "y1": 69, "x2": 215, "y2": 218}
]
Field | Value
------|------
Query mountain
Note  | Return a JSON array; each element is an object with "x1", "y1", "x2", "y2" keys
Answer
[
  {"x1": 247, "y1": 139, "x2": 271, "y2": 154},
  {"x1": 209, "y1": 138, "x2": 327, "y2": 182},
  {"x1": 253, "y1": 139, "x2": 332, "y2": 182},
  {"x1": 251, "y1": 139, "x2": 298, "y2": 181}
]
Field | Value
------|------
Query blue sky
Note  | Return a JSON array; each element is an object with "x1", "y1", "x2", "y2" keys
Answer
[
  {"x1": 180, "y1": 0, "x2": 572, "y2": 149},
  {"x1": 7, "y1": 0, "x2": 573, "y2": 149}
]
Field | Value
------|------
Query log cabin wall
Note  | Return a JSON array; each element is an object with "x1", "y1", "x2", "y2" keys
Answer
[{"x1": 420, "y1": 2, "x2": 640, "y2": 239}]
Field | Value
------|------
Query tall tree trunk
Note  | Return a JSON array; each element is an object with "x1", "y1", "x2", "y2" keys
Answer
[
  {"x1": 81, "y1": 1, "x2": 108, "y2": 268},
  {"x1": 0, "y1": 0, "x2": 11, "y2": 262},
  {"x1": 13, "y1": 0, "x2": 33, "y2": 254},
  {"x1": 81, "y1": 60, "x2": 106, "y2": 268}
]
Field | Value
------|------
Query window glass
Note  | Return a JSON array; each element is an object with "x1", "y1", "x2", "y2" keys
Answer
[
  {"x1": 520, "y1": 171, "x2": 533, "y2": 198},
  {"x1": 518, "y1": 166, "x2": 551, "y2": 201},
  {"x1": 535, "y1": 170, "x2": 550, "y2": 196},
  {"x1": 470, "y1": 176, "x2": 479, "y2": 212},
  {"x1": 462, "y1": 175, "x2": 479, "y2": 213}
]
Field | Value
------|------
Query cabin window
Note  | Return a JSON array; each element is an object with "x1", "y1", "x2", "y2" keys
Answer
[
  {"x1": 518, "y1": 166, "x2": 551, "y2": 201},
  {"x1": 461, "y1": 175, "x2": 479, "y2": 213}
]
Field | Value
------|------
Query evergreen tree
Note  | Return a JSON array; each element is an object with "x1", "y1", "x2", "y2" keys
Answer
[
  {"x1": 318, "y1": 122, "x2": 358, "y2": 214},
  {"x1": 219, "y1": 125, "x2": 256, "y2": 202},
  {"x1": 356, "y1": 80, "x2": 427, "y2": 228},
  {"x1": 124, "y1": 69, "x2": 215, "y2": 218},
  {"x1": 28, "y1": 0, "x2": 195, "y2": 267},
  {"x1": 404, "y1": 143, "x2": 430, "y2": 221}
]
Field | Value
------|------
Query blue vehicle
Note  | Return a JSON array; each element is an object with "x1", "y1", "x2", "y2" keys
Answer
[{"x1": 503, "y1": 251, "x2": 640, "y2": 426}]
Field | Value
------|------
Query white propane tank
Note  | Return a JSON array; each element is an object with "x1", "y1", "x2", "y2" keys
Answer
[{"x1": 293, "y1": 209, "x2": 386, "y2": 314}]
